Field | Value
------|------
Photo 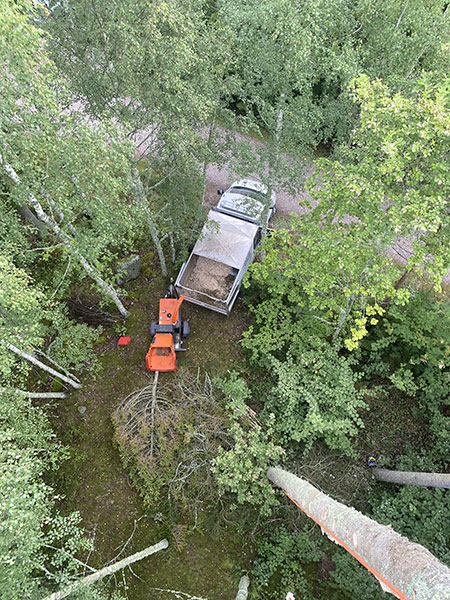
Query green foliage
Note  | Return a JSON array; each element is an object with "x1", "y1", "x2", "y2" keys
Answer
[
  {"x1": 245, "y1": 73, "x2": 450, "y2": 348},
  {"x1": 360, "y1": 291, "x2": 450, "y2": 457},
  {"x1": 47, "y1": 314, "x2": 103, "y2": 375},
  {"x1": 361, "y1": 292, "x2": 450, "y2": 378},
  {"x1": 211, "y1": 372, "x2": 285, "y2": 515},
  {"x1": 252, "y1": 525, "x2": 322, "y2": 600},
  {"x1": 0, "y1": 253, "x2": 47, "y2": 383},
  {"x1": 0, "y1": 388, "x2": 95, "y2": 599},
  {"x1": 310, "y1": 74, "x2": 450, "y2": 290},
  {"x1": 212, "y1": 420, "x2": 285, "y2": 516},
  {"x1": 328, "y1": 548, "x2": 385, "y2": 600},
  {"x1": 266, "y1": 345, "x2": 367, "y2": 456}
]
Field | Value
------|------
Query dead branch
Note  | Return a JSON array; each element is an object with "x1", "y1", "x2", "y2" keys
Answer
[{"x1": 42, "y1": 539, "x2": 168, "y2": 600}]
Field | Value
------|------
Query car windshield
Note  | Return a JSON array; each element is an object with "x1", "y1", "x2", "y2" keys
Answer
[{"x1": 229, "y1": 186, "x2": 267, "y2": 203}]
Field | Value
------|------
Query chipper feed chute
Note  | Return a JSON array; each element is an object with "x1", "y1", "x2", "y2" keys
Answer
[{"x1": 146, "y1": 292, "x2": 189, "y2": 372}]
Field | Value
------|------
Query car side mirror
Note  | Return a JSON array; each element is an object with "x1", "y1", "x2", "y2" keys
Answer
[{"x1": 217, "y1": 189, "x2": 224, "y2": 195}]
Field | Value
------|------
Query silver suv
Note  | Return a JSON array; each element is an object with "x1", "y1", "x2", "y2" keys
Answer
[{"x1": 217, "y1": 179, "x2": 276, "y2": 224}]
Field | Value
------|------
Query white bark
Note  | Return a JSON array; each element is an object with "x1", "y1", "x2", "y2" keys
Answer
[
  {"x1": 0, "y1": 387, "x2": 66, "y2": 399},
  {"x1": 235, "y1": 576, "x2": 249, "y2": 600},
  {"x1": 19, "y1": 204, "x2": 48, "y2": 237},
  {"x1": 396, "y1": 0, "x2": 410, "y2": 28},
  {"x1": 372, "y1": 468, "x2": 450, "y2": 489},
  {"x1": 261, "y1": 95, "x2": 284, "y2": 245},
  {"x1": 41, "y1": 188, "x2": 77, "y2": 237},
  {"x1": 267, "y1": 466, "x2": 450, "y2": 600},
  {"x1": 132, "y1": 168, "x2": 168, "y2": 277},
  {"x1": 3, "y1": 341, "x2": 82, "y2": 389},
  {"x1": 35, "y1": 349, "x2": 81, "y2": 384},
  {"x1": 42, "y1": 539, "x2": 168, "y2": 600},
  {"x1": 1, "y1": 158, "x2": 129, "y2": 318},
  {"x1": 332, "y1": 293, "x2": 356, "y2": 344}
]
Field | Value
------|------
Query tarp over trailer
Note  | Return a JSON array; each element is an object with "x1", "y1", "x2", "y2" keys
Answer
[{"x1": 192, "y1": 209, "x2": 259, "y2": 269}]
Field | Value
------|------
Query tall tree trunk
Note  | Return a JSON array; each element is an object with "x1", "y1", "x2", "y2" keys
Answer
[
  {"x1": 235, "y1": 575, "x2": 249, "y2": 600},
  {"x1": 41, "y1": 188, "x2": 77, "y2": 236},
  {"x1": 1, "y1": 158, "x2": 130, "y2": 318},
  {"x1": 42, "y1": 539, "x2": 168, "y2": 600},
  {"x1": 132, "y1": 168, "x2": 168, "y2": 277},
  {"x1": 261, "y1": 96, "x2": 284, "y2": 244},
  {"x1": 267, "y1": 466, "x2": 450, "y2": 600},
  {"x1": 201, "y1": 111, "x2": 217, "y2": 205},
  {"x1": 3, "y1": 342, "x2": 82, "y2": 389},
  {"x1": 372, "y1": 467, "x2": 450, "y2": 489},
  {"x1": 0, "y1": 387, "x2": 66, "y2": 399},
  {"x1": 19, "y1": 204, "x2": 48, "y2": 237},
  {"x1": 332, "y1": 293, "x2": 356, "y2": 344}
]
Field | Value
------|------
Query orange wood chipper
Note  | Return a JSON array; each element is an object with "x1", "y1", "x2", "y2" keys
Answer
[{"x1": 145, "y1": 283, "x2": 190, "y2": 372}]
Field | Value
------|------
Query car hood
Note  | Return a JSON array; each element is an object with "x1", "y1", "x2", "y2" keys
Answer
[{"x1": 218, "y1": 192, "x2": 265, "y2": 221}]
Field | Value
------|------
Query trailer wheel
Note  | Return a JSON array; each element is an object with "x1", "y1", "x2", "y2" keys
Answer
[{"x1": 183, "y1": 320, "x2": 190, "y2": 339}]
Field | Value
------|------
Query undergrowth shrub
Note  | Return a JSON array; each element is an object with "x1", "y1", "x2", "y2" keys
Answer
[
  {"x1": 251, "y1": 525, "x2": 322, "y2": 600},
  {"x1": 266, "y1": 344, "x2": 368, "y2": 456},
  {"x1": 359, "y1": 292, "x2": 450, "y2": 458},
  {"x1": 0, "y1": 389, "x2": 102, "y2": 600},
  {"x1": 212, "y1": 373, "x2": 285, "y2": 516}
]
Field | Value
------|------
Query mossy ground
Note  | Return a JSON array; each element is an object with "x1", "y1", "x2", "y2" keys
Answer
[
  {"x1": 48, "y1": 255, "x2": 437, "y2": 600},
  {"x1": 50, "y1": 254, "x2": 251, "y2": 600}
]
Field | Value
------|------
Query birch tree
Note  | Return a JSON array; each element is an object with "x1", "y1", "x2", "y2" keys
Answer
[
  {"x1": 46, "y1": 0, "x2": 221, "y2": 269},
  {"x1": 1, "y1": 0, "x2": 140, "y2": 316},
  {"x1": 246, "y1": 74, "x2": 450, "y2": 349}
]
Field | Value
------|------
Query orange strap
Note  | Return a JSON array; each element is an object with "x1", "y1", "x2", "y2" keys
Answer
[{"x1": 282, "y1": 490, "x2": 410, "y2": 600}]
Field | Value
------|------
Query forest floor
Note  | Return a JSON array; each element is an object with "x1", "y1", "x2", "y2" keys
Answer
[
  {"x1": 50, "y1": 254, "x2": 252, "y2": 600},
  {"x1": 47, "y1": 245, "x2": 434, "y2": 600},
  {"x1": 48, "y1": 257, "x2": 433, "y2": 600}
]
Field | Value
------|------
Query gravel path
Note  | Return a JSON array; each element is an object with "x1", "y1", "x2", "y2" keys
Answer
[{"x1": 135, "y1": 126, "x2": 449, "y2": 285}]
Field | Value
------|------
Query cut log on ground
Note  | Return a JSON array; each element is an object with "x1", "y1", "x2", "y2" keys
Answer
[
  {"x1": 267, "y1": 466, "x2": 450, "y2": 600},
  {"x1": 42, "y1": 539, "x2": 168, "y2": 600},
  {"x1": 372, "y1": 467, "x2": 450, "y2": 489},
  {"x1": 235, "y1": 575, "x2": 249, "y2": 600}
]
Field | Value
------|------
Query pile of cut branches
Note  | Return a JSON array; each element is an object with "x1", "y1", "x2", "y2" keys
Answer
[{"x1": 113, "y1": 371, "x2": 231, "y2": 518}]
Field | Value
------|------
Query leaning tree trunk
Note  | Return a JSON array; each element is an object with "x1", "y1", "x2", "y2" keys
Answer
[
  {"x1": 42, "y1": 539, "x2": 168, "y2": 600},
  {"x1": 235, "y1": 575, "x2": 250, "y2": 600},
  {"x1": 267, "y1": 466, "x2": 450, "y2": 600},
  {"x1": 1, "y1": 158, "x2": 130, "y2": 318},
  {"x1": 3, "y1": 341, "x2": 82, "y2": 389},
  {"x1": 372, "y1": 467, "x2": 450, "y2": 489},
  {"x1": 0, "y1": 387, "x2": 66, "y2": 399},
  {"x1": 132, "y1": 168, "x2": 168, "y2": 277}
]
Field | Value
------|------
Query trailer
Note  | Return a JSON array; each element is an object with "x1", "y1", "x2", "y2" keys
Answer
[{"x1": 175, "y1": 179, "x2": 275, "y2": 315}]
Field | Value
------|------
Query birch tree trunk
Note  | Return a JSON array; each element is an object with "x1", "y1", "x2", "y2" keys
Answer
[
  {"x1": 19, "y1": 204, "x2": 48, "y2": 237},
  {"x1": 372, "y1": 467, "x2": 450, "y2": 489},
  {"x1": 1, "y1": 158, "x2": 130, "y2": 318},
  {"x1": 42, "y1": 539, "x2": 168, "y2": 600},
  {"x1": 132, "y1": 168, "x2": 168, "y2": 277},
  {"x1": 0, "y1": 387, "x2": 66, "y2": 399},
  {"x1": 267, "y1": 466, "x2": 450, "y2": 600},
  {"x1": 332, "y1": 293, "x2": 356, "y2": 344},
  {"x1": 3, "y1": 341, "x2": 82, "y2": 389},
  {"x1": 201, "y1": 111, "x2": 216, "y2": 205},
  {"x1": 235, "y1": 575, "x2": 249, "y2": 600},
  {"x1": 261, "y1": 96, "x2": 284, "y2": 244}
]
